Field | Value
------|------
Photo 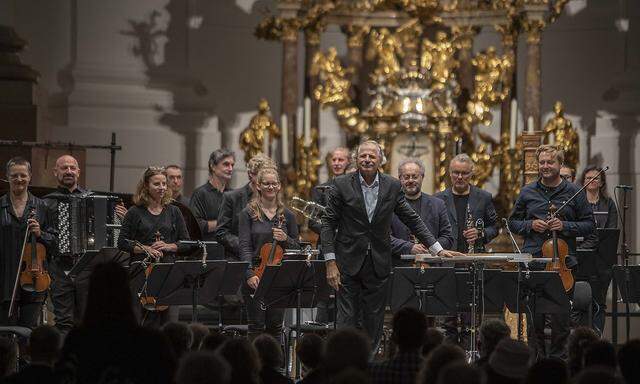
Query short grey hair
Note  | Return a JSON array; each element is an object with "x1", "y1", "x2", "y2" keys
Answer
[
  {"x1": 449, "y1": 153, "x2": 475, "y2": 172},
  {"x1": 356, "y1": 140, "x2": 387, "y2": 165},
  {"x1": 6, "y1": 157, "x2": 32, "y2": 176},
  {"x1": 398, "y1": 158, "x2": 425, "y2": 176},
  {"x1": 208, "y1": 148, "x2": 235, "y2": 174}
]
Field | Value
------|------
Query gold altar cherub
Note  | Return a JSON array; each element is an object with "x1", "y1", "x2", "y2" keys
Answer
[
  {"x1": 367, "y1": 28, "x2": 403, "y2": 83},
  {"x1": 544, "y1": 101, "x2": 579, "y2": 168},
  {"x1": 239, "y1": 99, "x2": 280, "y2": 164},
  {"x1": 311, "y1": 47, "x2": 353, "y2": 106},
  {"x1": 421, "y1": 31, "x2": 457, "y2": 90}
]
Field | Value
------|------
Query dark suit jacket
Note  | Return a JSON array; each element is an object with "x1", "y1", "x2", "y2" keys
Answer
[
  {"x1": 309, "y1": 180, "x2": 334, "y2": 235},
  {"x1": 215, "y1": 183, "x2": 252, "y2": 260},
  {"x1": 435, "y1": 185, "x2": 499, "y2": 250},
  {"x1": 321, "y1": 172, "x2": 439, "y2": 277},
  {"x1": 390, "y1": 193, "x2": 454, "y2": 260}
]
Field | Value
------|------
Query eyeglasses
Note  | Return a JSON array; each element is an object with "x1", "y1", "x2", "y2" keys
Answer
[
  {"x1": 451, "y1": 171, "x2": 472, "y2": 178},
  {"x1": 400, "y1": 174, "x2": 422, "y2": 181},
  {"x1": 260, "y1": 182, "x2": 280, "y2": 189},
  {"x1": 560, "y1": 174, "x2": 573, "y2": 180}
]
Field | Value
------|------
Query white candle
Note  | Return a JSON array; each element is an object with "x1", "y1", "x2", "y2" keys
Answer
[
  {"x1": 509, "y1": 99, "x2": 517, "y2": 149},
  {"x1": 281, "y1": 114, "x2": 289, "y2": 164},
  {"x1": 304, "y1": 97, "x2": 311, "y2": 146},
  {"x1": 296, "y1": 105, "x2": 303, "y2": 138},
  {"x1": 527, "y1": 116, "x2": 534, "y2": 133},
  {"x1": 263, "y1": 129, "x2": 270, "y2": 155}
]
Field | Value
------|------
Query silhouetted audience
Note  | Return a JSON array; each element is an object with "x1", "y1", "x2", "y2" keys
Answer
[
  {"x1": 416, "y1": 344, "x2": 466, "y2": 384},
  {"x1": 188, "y1": 323, "x2": 210, "y2": 351},
  {"x1": 566, "y1": 326, "x2": 599, "y2": 376},
  {"x1": 176, "y1": 350, "x2": 230, "y2": 384},
  {"x1": 436, "y1": 362, "x2": 483, "y2": 384},
  {"x1": 422, "y1": 327, "x2": 444, "y2": 357},
  {"x1": 525, "y1": 357, "x2": 568, "y2": 384},
  {"x1": 572, "y1": 366, "x2": 621, "y2": 384},
  {"x1": 55, "y1": 262, "x2": 177, "y2": 384},
  {"x1": 4, "y1": 325, "x2": 61, "y2": 384},
  {"x1": 201, "y1": 330, "x2": 229, "y2": 352},
  {"x1": 253, "y1": 334, "x2": 293, "y2": 384},
  {"x1": 583, "y1": 339, "x2": 616, "y2": 371},
  {"x1": 324, "y1": 328, "x2": 371, "y2": 382},
  {"x1": 485, "y1": 338, "x2": 531, "y2": 384},
  {"x1": 476, "y1": 319, "x2": 511, "y2": 367},
  {"x1": 617, "y1": 339, "x2": 640, "y2": 384},
  {"x1": 0, "y1": 337, "x2": 18, "y2": 378},
  {"x1": 370, "y1": 307, "x2": 427, "y2": 384},
  {"x1": 296, "y1": 333, "x2": 325, "y2": 384},
  {"x1": 162, "y1": 322, "x2": 193, "y2": 360},
  {"x1": 218, "y1": 338, "x2": 262, "y2": 384},
  {"x1": 333, "y1": 367, "x2": 370, "y2": 384}
]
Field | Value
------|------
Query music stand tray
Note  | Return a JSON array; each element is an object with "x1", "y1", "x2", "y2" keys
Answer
[
  {"x1": 390, "y1": 267, "x2": 457, "y2": 315},
  {"x1": 455, "y1": 269, "x2": 503, "y2": 314},
  {"x1": 69, "y1": 247, "x2": 131, "y2": 279},
  {"x1": 502, "y1": 271, "x2": 570, "y2": 314},
  {"x1": 613, "y1": 266, "x2": 640, "y2": 304}
]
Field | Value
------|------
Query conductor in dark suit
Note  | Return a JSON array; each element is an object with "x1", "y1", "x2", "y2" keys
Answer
[
  {"x1": 321, "y1": 141, "x2": 462, "y2": 349},
  {"x1": 435, "y1": 154, "x2": 498, "y2": 253},
  {"x1": 391, "y1": 158, "x2": 454, "y2": 265}
]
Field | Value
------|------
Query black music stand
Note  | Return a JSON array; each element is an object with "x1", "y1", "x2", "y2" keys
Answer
[
  {"x1": 455, "y1": 268, "x2": 503, "y2": 314},
  {"x1": 390, "y1": 267, "x2": 457, "y2": 315},
  {"x1": 502, "y1": 271, "x2": 569, "y2": 315},
  {"x1": 214, "y1": 261, "x2": 249, "y2": 328},
  {"x1": 613, "y1": 266, "x2": 640, "y2": 304},
  {"x1": 68, "y1": 247, "x2": 131, "y2": 279}
]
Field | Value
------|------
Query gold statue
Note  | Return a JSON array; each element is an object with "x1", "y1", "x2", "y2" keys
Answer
[
  {"x1": 544, "y1": 101, "x2": 578, "y2": 168},
  {"x1": 239, "y1": 99, "x2": 280, "y2": 164},
  {"x1": 311, "y1": 47, "x2": 353, "y2": 106},
  {"x1": 421, "y1": 31, "x2": 457, "y2": 89},
  {"x1": 367, "y1": 28, "x2": 403, "y2": 83}
]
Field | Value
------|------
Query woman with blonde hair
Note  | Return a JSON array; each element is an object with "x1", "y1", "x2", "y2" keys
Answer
[
  {"x1": 238, "y1": 166, "x2": 299, "y2": 340},
  {"x1": 118, "y1": 166, "x2": 190, "y2": 326}
]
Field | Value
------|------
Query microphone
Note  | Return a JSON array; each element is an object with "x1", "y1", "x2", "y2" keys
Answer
[{"x1": 616, "y1": 185, "x2": 633, "y2": 190}]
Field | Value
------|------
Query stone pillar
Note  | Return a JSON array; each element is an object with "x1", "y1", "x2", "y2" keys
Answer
[
  {"x1": 305, "y1": 29, "x2": 320, "y2": 136},
  {"x1": 281, "y1": 23, "x2": 299, "y2": 166},
  {"x1": 523, "y1": 20, "x2": 544, "y2": 132},
  {"x1": 343, "y1": 24, "x2": 369, "y2": 108}
]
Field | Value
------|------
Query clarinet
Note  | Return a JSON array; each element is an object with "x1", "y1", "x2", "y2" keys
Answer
[{"x1": 466, "y1": 204, "x2": 475, "y2": 253}]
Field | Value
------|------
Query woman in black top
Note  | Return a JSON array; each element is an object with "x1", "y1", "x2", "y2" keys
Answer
[
  {"x1": 239, "y1": 167, "x2": 299, "y2": 340},
  {"x1": 579, "y1": 165, "x2": 618, "y2": 335},
  {"x1": 118, "y1": 166, "x2": 190, "y2": 327},
  {"x1": 0, "y1": 157, "x2": 54, "y2": 328}
]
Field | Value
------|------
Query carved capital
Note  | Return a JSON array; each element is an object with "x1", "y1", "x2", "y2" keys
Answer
[
  {"x1": 342, "y1": 24, "x2": 371, "y2": 48},
  {"x1": 305, "y1": 28, "x2": 321, "y2": 46},
  {"x1": 495, "y1": 24, "x2": 518, "y2": 50},
  {"x1": 451, "y1": 26, "x2": 478, "y2": 51},
  {"x1": 523, "y1": 19, "x2": 545, "y2": 44},
  {"x1": 281, "y1": 19, "x2": 300, "y2": 42}
]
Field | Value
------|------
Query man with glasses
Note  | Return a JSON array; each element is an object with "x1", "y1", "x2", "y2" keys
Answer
[
  {"x1": 435, "y1": 154, "x2": 498, "y2": 254},
  {"x1": 560, "y1": 165, "x2": 576, "y2": 183},
  {"x1": 391, "y1": 158, "x2": 454, "y2": 264}
]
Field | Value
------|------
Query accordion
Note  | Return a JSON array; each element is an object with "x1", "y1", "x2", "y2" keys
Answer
[{"x1": 56, "y1": 194, "x2": 122, "y2": 255}]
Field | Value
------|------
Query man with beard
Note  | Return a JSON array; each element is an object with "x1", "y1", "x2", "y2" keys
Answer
[
  {"x1": 322, "y1": 140, "x2": 463, "y2": 350},
  {"x1": 390, "y1": 158, "x2": 454, "y2": 265},
  {"x1": 166, "y1": 164, "x2": 190, "y2": 206},
  {"x1": 44, "y1": 155, "x2": 126, "y2": 334},
  {"x1": 215, "y1": 154, "x2": 276, "y2": 260},
  {"x1": 508, "y1": 144, "x2": 593, "y2": 359},
  {"x1": 190, "y1": 149, "x2": 235, "y2": 243}
]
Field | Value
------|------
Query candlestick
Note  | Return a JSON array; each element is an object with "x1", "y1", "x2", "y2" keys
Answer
[{"x1": 281, "y1": 114, "x2": 289, "y2": 164}]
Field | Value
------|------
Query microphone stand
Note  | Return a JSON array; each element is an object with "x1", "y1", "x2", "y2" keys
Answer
[
  {"x1": 503, "y1": 218, "x2": 528, "y2": 342},
  {"x1": 616, "y1": 185, "x2": 632, "y2": 342}
]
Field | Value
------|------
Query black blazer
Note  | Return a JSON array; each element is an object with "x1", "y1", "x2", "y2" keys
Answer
[
  {"x1": 435, "y1": 185, "x2": 499, "y2": 250},
  {"x1": 390, "y1": 193, "x2": 454, "y2": 258},
  {"x1": 321, "y1": 172, "x2": 439, "y2": 277},
  {"x1": 215, "y1": 183, "x2": 252, "y2": 260}
]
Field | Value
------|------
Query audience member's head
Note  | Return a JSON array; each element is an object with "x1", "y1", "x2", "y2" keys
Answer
[
  {"x1": 479, "y1": 319, "x2": 511, "y2": 359},
  {"x1": 525, "y1": 357, "x2": 568, "y2": 384},
  {"x1": 417, "y1": 344, "x2": 466, "y2": 384},
  {"x1": 332, "y1": 367, "x2": 370, "y2": 384},
  {"x1": 0, "y1": 337, "x2": 18, "y2": 378},
  {"x1": 572, "y1": 366, "x2": 621, "y2": 384},
  {"x1": 392, "y1": 307, "x2": 428, "y2": 353},
  {"x1": 296, "y1": 333, "x2": 324, "y2": 370},
  {"x1": 324, "y1": 328, "x2": 370, "y2": 378},
  {"x1": 584, "y1": 339, "x2": 616, "y2": 370},
  {"x1": 162, "y1": 322, "x2": 193, "y2": 360},
  {"x1": 422, "y1": 328, "x2": 445, "y2": 357},
  {"x1": 188, "y1": 323, "x2": 209, "y2": 351},
  {"x1": 28, "y1": 325, "x2": 61, "y2": 366},
  {"x1": 567, "y1": 327, "x2": 599, "y2": 375},
  {"x1": 252, "y1": 334, "x2": 283, "y2": 371},
  {"x1": 486, "y1": 338, "x2": 531, "y2": 383},
  {"x1": 176, "y1": 350, "x2": 230, "y2": 384},
  {"x1": 82, "y1": 262, "x2": 136, "y2": 328},
  {"x1": 218, "y1": 338, "x2": 261, "y2": 384},
  {"x1": 436, "y1": 362, "x2": 482, "y2": 384},
  {"x1": 618, "y1": 339, "x2": 640, "y2": 384},
  {"x1": 201, "y1": 331, "x2": 229, "y2": 352}
]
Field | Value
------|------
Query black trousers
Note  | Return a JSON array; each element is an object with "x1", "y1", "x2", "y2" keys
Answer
[
  {"x1": 527, "y1": 285, "x2": 573, "y2": 360},
  {"x1": 243, "y1": 284, "x2": 284, "y2": 341},
  {"x1": 337, "y1": 252, "x2": 389, "y2": 351},
  {"x1": 0, "y1": 291, "x2": 45, "y2": 328},
  {"x1": 49, "y1": 259, "x2": 90, "y2": 335}
]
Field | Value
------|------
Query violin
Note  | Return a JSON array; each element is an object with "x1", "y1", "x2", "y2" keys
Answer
[
  {"x1": 9, "y1": 208, "x2": 51, "y2": 317},
  {"x1": 542, "y1": 203, "x2": 574, "y2": 292},
  {"x1": 255, "y1": 213, "x2": 285, "y2": 279},
  {"x1": 139, "y1": 230, "x2": 168, "y2": 311}
]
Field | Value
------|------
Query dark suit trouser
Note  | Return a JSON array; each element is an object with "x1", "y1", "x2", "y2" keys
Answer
[
  {"x1": 49, "y1": 259, "x2": 90, "y2": 335},
  {"x1": 337, "y1": 252, "x2": 389, "y2": 351},
  {"x1": 0, "y1": 291, "x2": 46, "y2": 328},
  {"x1": 527, "y1": 286, "x2": 572, "y2": 360}
]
